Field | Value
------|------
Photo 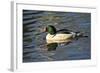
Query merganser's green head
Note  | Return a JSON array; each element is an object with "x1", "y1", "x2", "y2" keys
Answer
[{"x1": 45, "y1": 25, "x2": 56, "y2": 35}]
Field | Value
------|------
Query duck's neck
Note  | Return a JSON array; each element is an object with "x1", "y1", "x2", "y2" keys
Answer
[{"x1": 48, "y1": 31, "x2": 56, "y2": 35}]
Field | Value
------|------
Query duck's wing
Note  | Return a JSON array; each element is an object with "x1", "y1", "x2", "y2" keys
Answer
[
  {"x1": 46, "y1": 43, "x2": 58, "y2": 51},
  {"x1": 57, "y1": 29, "x2": 72, "y2": 34}
]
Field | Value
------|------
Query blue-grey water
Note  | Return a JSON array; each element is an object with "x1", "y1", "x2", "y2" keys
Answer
[{"x1": 23, "y1": 10, "x2": 91, "y2": 62}]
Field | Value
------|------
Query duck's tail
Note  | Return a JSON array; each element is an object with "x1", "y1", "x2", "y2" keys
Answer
[{"x1": 75, "y1": 32, "x2": 88, "y2": 40}]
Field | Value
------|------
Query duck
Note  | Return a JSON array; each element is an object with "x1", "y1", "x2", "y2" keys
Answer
[{"x1": 43, "y1": 25, "x2": 88, "y2": 51}]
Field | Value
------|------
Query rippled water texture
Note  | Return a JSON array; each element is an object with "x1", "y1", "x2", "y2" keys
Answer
[{"x1": 23, "y1": 10, "x2": 91, "y2": 62}]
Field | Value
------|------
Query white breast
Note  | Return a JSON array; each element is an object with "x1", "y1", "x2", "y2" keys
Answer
[{"x1": 46, "y1": 33, "x2": 75, "y2": 44}]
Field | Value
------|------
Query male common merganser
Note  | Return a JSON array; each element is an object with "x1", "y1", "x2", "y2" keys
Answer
[{"x1": 43, "y1": 25, "x2": 87, "y2": 51}]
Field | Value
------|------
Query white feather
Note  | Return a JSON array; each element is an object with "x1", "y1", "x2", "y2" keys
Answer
[{"x1": 46, "y1": 33, "x2": 75, "y2": 44}]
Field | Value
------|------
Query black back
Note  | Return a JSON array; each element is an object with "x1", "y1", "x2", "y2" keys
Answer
[{"x1": 57, "y1": 29, "x2": 72, "y2": 34}]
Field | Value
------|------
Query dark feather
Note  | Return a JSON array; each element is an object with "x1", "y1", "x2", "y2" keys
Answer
[{"x1": 57, "y1": 29, "x2": 72, "y2": 34}]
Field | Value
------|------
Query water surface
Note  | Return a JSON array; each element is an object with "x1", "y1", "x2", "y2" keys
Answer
[{"x1": 23, "y1": 10, "x2": 91, "y2": 62}]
